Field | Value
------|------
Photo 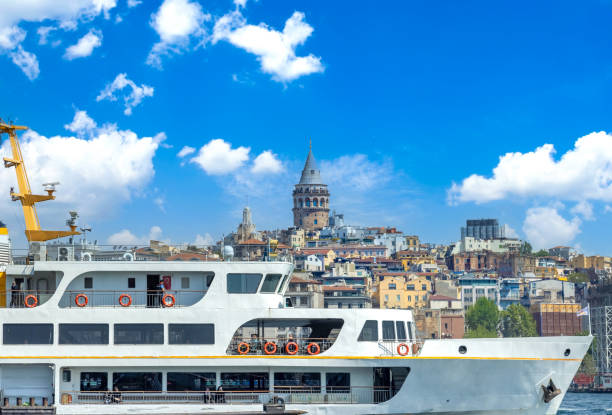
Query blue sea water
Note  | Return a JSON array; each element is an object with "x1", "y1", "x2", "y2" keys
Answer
[{"x1": 559, "y1": 393, "x2": 612, "y2": 414}]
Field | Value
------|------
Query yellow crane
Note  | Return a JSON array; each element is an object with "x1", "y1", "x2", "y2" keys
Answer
[{"x1": 0, "y1": 121, "x2": 80, "y2": 242}]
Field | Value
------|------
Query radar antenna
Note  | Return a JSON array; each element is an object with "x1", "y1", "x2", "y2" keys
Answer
[{"x1": 0, "y1": 121, "x2": 80, "y2": 242}]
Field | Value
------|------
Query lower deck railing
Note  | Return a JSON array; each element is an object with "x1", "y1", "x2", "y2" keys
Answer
[{"x1": 62, "y1": 387, "x2": 395, "y2": 405}]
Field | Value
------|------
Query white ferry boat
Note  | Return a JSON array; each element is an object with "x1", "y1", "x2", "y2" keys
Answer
[{"x1": 0, "y1": 122, "x2": 592, "y2": 414}]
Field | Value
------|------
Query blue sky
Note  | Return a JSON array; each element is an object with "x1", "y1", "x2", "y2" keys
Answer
[{"x1": 1, "y1": 0, "x2": 612, "y2": 253}]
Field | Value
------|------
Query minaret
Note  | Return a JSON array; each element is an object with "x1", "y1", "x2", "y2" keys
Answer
[{"x1": 292, "y1": 143, "x2": 330, "y2": 230}]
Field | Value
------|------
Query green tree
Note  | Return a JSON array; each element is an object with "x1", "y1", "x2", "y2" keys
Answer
[
  {"x1": 577, "y1": 330, "x2": 597, "y2": 375},
  {"x1": 534, "y1": 249, "x2": 549, "y2": 257},
  {"x1": 567, "y1": 273, "x2": 589, "y2": 284},
  {"x1": 465, "y1": 297, "x2": 500, "y2": 337},
  {"x1": 500, "y1": 304, "x2": 538, "y2": 337},
  {"x1": 520, "y1": 242, "x2": 533, "y2": 255}
]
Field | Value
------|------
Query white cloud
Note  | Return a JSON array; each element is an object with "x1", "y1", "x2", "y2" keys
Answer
[
  {"x1": 154, "y1": 197, "x2": 166, "y2": 213},
  {"x1": 605, "y1": 205, "x2": 612, "y2": 214},
  {"x1": 96, "y1": 73, "x2": 154, "y2": 115},
  {"x1": 212, "y1": 10, "x2": 324, "y2": 82},
  {"x1": 64, "y1": 110, "x2": 97, "y2": 136},
  {"x1": 177, "y1": 146, "x2": 196, "y2": 158},
  {"x1": 127, "y1": 0, "x2": 142, "y2": 7},
  {"x1": 234, "y1": 0, "x2": 248, "y2": 8},
  {"x1": 251, "y1": 150, "x2": 283, "y2": 174},
  {"x1": 194, "y1": 233, "x2": 214, "y2": 246},
  {"x1": 146, "y1": 0, "x2": 210, "y2": 68},
  {"x1": 522, "y1": 207, "x2": 581, "y2": 249},
  {"x1": 0, "y1": 26, "x2": 26, "y2": 50},
  {"x1": 449, "y1": 132, "x2": 612, "y2": 205},
  {"x1": 571, "y1": 200, "x2": 594, "y2": 221},
  {"x1": 108, "y1": 225, "x2": 162, "y2": 245},
  {"x1": 320, "y1": 154, "x2": 392, "y2": 190},
  {"x1": 503, "y1": 224, "x2": 519, "y2": 238},
  {"x1": 190, "y1": 139, "x2": 250, "y2": 175},
  {"x1": 64, "y1": 29, "x2": 102, "y2": 59},
  {"x1": 37, "y1": 26, "x2": 56, "y2": 45},
  {"x1": 0, "y1": 110, "x2": 162, "y2": 225},
  {"x1": 9, "y1": 46, "x2": 40, "y2": 80}
]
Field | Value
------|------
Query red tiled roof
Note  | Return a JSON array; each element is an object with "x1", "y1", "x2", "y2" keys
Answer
[
  {"x1": 164, "y1": 253, "x2": 210, "y2": 261},
  {"x1": 300, "y1": 248, "x2": 334, "y2": 254},
  {"x1": 290, "y1": 276, "x2": 321, "y2": 284},
  {"x1": 239, "y1": 239, "x2": 266, "y2": 245},
  {"x1": 276, "y1": 243, "x2": 290, "y2": 249}
]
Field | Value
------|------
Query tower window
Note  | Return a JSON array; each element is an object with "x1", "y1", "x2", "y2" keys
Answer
[{"x1": 314, "y1": 219, "x2": 318, "y2": 225}]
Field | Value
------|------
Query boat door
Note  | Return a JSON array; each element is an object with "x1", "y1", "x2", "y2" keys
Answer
[
  {"x1": 147, "y1": 274, "x2": 160, "y2": 307},
  {"x1": 1, "y1": 365, "x2": 53, "y2": 405}
]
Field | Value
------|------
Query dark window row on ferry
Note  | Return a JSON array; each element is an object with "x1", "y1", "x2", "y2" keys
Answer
[
  {"x1": 2, "y1": 323, "x2": 214, "y2": 345},
  {"x1": 77, "y1": 371, "x2": 350, "y2": 392},
  {"x1": 226, "y1": 273, "x2": 290, "y2": 294},
  {"x1": 357, "y1": 320, "x2": 415, "y2": 342}
]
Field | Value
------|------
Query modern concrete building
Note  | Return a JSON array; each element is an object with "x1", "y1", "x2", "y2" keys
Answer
[{"x1": 461, "y1": 219, "x2": 503, "y2": 240}]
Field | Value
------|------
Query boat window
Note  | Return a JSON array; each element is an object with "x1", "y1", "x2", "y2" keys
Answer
[
  {"x1": 326, "y1": 373, "x2": 350, "y2": 393},
  {"x1": 114, "y1": 324, "x2": 163, "y2": 344},
  {"x1": 59, "y1": 324, "x2": 109, "y2": 344},
  {"x1": 277, "y1": 274, "x2": 290, "y2": 293},
  {"x1": 167, "y1": 372, "x2": 216, "y2": 391},
  {"x1": 260, "y1": 274, "x2": 282, "y2": 293},
  {"x1": 221, "y1": 373, "x2": 269, "y2": 391},
  {"x1": 113, "y1": 372, "x2": 162, "y2": 391},
  {"x1": 81, "y1": 372, "x2": 108, "y2": 391},
  {"x1": 358, "y1": 320, "x2": 378, "y2": 342},
  {"x1": 406, "y1": 321, "x2": 414, "y2": 341},
  {"x1": 227, "y1": 273, "x2": 263, "y2": 293},
  {"x1": 3, "y1": 324, "x2": 53, "y2": 344},
  {"x1": 181, "y1": 277, "x2": 190, "y2": 289},
  {"x1": 382, "y1": 321, "x2": 396, "y2": 341},
  {"x1": 396, "y1": 321, "x2": 407, "y2": 341},
  {"x1": 168, "y1": 324, "x2": 214, "y2": 344},
  {"x1": 274, "y1": 373, "x2": 321, "y2": 392},
  {"x1": 84, "y1": 277, "x2": 93, "y2": 289},
  {"x1": 128, "y1": 278, "x2": 135, "y2": 289}
]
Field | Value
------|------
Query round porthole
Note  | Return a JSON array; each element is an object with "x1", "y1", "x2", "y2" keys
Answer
[
  {"x1": 564, "y1": 349, "x2": 571, "y2": 357},
  {"x1": 459, "y1": 345, "x2": 467, "y2": 354}
]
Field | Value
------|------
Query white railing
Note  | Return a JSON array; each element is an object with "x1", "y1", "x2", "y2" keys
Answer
[{"x1": 377, "y1": 340, "x2": 423, "y2": 357}]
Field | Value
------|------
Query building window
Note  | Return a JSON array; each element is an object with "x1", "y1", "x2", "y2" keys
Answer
[
  {"x1": 358, "y1": 320, "x2": 378, "y2": 341},
  {"x1": 421, "y1": 284, "x2": 427, "y2": 290},
  {"x1": 181, "y1": 277, "x2": 190, "y2": 289},
  {"x1": 84, "y1": 277, "x2": 93, "y2": 289},
  {"x1": 396, "y1": 295, "x2": 400, "y2": 301},
  {"x1": 407, "y1": 284, "x2": 415, "y2": 290},
  {"x1": 314, "y1": 219, "x2": 318, "y2": 225},
  {"x1": 274, "y1": 373, "x2": 321, "y2": 392},
  {"x1": 227, "y1": 273, "x2": 263, "y2": 294},
  {"x1": 407, "y1": 295, "x2": 411, "y2": 301},
  {"x1": 167, "y1": 372, "x2": 216, "y2": 391},
  {"x1": 326, "y1": 373, "x2": 350, "y2": 393},
  {"x1": 415, "y1": 296, "x2": 419, "y2": 301},
  {"x1": 113, "y1": 372, "x2": 162, "y2": 391},
  {"x1": 59, "y1": 324, "x2": 109, "y2": 344},
  {"x1": 114, "y1": 324, "x2": 163, "y2": 344},
  {"x1": 388, "y1": 283, "x2": 396, "y2": 290},
  {"x1": 169, "y1": 324, "x2": 214, "y2": 344},
  {"x1": 128, "y1": 277, "x2": 136, "y2": 289},
  {"x1": 3, "y1": 324, "x2": 53, "y2": 344},
  {"x1": 81, "y1": 372, "x2": 107, "y2": 391},
  {"x1": 476, "y1": 289, "x2": 485, "y2": 294}
]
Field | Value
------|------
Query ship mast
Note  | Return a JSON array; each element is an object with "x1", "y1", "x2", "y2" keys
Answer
[{"x1": 0, "y1": 121, "x2": 80, "y2": 242}]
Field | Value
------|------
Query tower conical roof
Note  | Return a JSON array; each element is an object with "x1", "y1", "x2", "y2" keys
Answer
[{"x1": 299, "y1": 148, "x2": 323, "y2": 185}]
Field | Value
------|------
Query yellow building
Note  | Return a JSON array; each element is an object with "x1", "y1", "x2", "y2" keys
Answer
[
  {"x1": 534, "y1": 266, "x2": 558, "y2": 279},
  {"x1": 406, "y1": 235, "x2": 420, "y2": 251},
  {"x1": 371, "y1": 274, "x2": 432, "y2": 309},
  {"x1": 396, "y1": 250, "x2": 436, "y2": 271},
  {"x1": 571, "y1": 255, "x2": 612, "y2": 271}
]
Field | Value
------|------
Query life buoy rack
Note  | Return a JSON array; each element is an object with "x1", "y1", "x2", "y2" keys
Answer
[
  {"x1": 285, "y1": 341, "x2": 299, "y2": 355},
  {"x1": 75, "y1": 294, "x2": 88, "y2": 307},
  {"x1": 412, "y1": 343, "x2": 420, "y2": 355},
  {"x1": 162, "y1": 294, "x2": 175, "y2": 307},
  {"x1": 237, "y1": 342, "x2": 250, "y2": 355},
  {"x1": 264, "y1": 342, "x2": 277, "y2": 355},
  {"x1": 397, "y1": 343, "x2": 410, "y2": 356},
  {"x1": 306, "y1": 342, "x2": 320, "y2": 355},
  {"x1": 118, "y1": 294, "x2": 132, "y2": 307},
  {"x1": 24, "y1": 294, "x2": 38, "y2": 308}
]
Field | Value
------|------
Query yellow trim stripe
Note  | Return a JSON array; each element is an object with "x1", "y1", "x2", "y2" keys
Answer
[{"x1": 0, "y1": 355, "x2": 581, "y2": 361}]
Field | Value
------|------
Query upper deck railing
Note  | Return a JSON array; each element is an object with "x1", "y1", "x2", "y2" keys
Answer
[{"x1": 226, "y1": 337, "x2": 335, "y2": 356}]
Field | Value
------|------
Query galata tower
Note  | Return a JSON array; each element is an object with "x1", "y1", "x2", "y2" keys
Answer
[{"x1": 292, "y1": 145, "x2": 330, "y2": 230}]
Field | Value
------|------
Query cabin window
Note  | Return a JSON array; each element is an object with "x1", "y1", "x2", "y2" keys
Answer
[
  {"x1": 221, "y1": 373, "x2": 269, "y2": 391},
  {"x1": 406, "y1": 321, "x2": 414, "y2": 341},
  {"x1": 169, "y1": 324, "x2": 214, "y2": 344},
  {"x1": 274, "y1": 373, "x2": 321, "y2": 392},
  {"x1": 260, "y1": 274, "x2": 282, "y2": 293},
  {"x1": 113, "y1": 372, "x2": 162, "y2": 391},
  {"x1": 358, "y1": 320, "x2": 378, "y2": 342},
  {"x1": 326, "y1": 373, "x2": 350, "y2": 393},
  {"x1": 181, "y1": 277, "x2": 190, "y2": 289},
  {"x1": 62, "y1": 369, "x2": 71, "y2": 382},
  {"x1": 227, "y1": 273, "x2": 263, "y2": 293},
  {"x1": 276, "y1": 274, "x2": 290, "y2": 293},
  {"x1": 59, "y1": 324, "x2": 109, "y2": 344},
  {"x1": 167, "y1": 372, "x2": 216, "y2": 391},
  {"x1": 3, "y1": 324, "x2": 53, "y2": 344},
  {"x1": 114, "y1": 324, "x2": 163, "y2": 344},
  {"x1": 80, "y1": 372, "x2": 107, "y2": 391},
  {"x1": 396, "y1": 321, "x2": 407, "y2": 341},
  {"x1": 128, "y1": 278, "x2": 136, "y2": 289},
  {"x1": 382, "y1": 321, "x2": 396, "y2": 341},
  {"x1": 84, "y1": 277, "x2": 93, "y2": 289}
]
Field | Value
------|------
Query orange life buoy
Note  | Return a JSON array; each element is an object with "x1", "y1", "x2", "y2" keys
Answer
[
  {"x1": 306, "y1": 342, "x2": 321, "y2": 355},
  {"x1": 397, "y1": 343, "x2": 410, "y2": 356},
  {"x1": 264, "y1": 342, "x2": 277, "y2": 355},
  {"x1": 237, "y1": 342, "x2": 250, "y2": 355},
  {"x1": 24, "y1": 294, "x2": 38, "y2": 308},
  {"x1": 285, "y1": 341, "x2": 299, "y2": 355},
  {"x1": 118, "y1": 294, "x2": 132, "y2": 307},
  {"x1": 162, "y1": 293, "x2": 175, "y2": 307},
  {"x1": 412, "y1": 343, "x2": 420, "y2": 355},
  {"x1": 75, "y1": 293, "x2": 88, "y2": 307}
]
